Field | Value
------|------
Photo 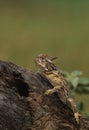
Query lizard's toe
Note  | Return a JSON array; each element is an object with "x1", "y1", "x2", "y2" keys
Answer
[
  {"x1": 45, "y1": 89, "x2": 54, "y2": 95},
  {"x1": 74, "y1": 112, "x2": 79, "y2": 124}
]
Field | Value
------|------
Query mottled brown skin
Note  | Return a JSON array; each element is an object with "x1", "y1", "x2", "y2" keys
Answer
[{"x1": 35, "y1": 54, "x2": 79, "y2": 124}]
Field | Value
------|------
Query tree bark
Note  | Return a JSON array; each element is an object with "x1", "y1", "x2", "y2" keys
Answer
[{"x1": 0, "y1": 60, "x2": 89, "y2": 130}]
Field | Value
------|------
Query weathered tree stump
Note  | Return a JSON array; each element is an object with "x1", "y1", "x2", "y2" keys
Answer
[{"x1": 0, "y1": 60, "x2": 89, "y2": 130}]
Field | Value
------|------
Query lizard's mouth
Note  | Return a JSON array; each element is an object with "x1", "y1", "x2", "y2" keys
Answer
[
  {"x1": 37, "y1": 62, "x2": 49, "y2": 71},
  {"x1": 35, "y1": 59, "x2": 48, "y2": 71}
]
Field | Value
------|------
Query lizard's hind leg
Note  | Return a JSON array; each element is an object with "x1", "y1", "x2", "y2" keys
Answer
[{"x1": 67, "y1": 98, "x2": 79, "y2": 124}]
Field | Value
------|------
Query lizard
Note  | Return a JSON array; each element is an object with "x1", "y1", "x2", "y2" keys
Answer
[{"x1": 35, "y1": 54, "x2": 79, "y2": 124}]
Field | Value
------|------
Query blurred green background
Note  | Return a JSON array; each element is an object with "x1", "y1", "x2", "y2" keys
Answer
[{"x1": 0, "y1": 1, "x2": 89, "y2": 112}]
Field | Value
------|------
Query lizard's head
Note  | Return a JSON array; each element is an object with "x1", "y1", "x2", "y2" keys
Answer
[{"x1": 35, "y1": 54, "x2": 57, "y2": 73}]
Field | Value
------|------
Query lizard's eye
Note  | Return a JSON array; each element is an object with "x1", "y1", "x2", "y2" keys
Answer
[{"x1": 45, "y1": 64, "x2": 52, "y2": 71}]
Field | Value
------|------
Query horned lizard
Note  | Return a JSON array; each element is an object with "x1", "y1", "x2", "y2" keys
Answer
[{"x1": 35, "y1": 54, "x2": 79, "y2": 124}]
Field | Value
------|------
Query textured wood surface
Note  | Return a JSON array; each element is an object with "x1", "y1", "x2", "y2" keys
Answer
[{"x1": 0, "y1": 60, "x2": 89, "y2": 130}]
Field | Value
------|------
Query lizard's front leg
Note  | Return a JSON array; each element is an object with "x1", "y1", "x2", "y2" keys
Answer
[{"x1": 45, "y1": 85, "x2": 62, "y2": 95}]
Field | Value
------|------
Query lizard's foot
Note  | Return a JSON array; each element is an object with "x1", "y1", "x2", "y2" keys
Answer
[
  {"x1": 45, "y1": 89, "x2": 54, "y2": 95},
  {"x1": 45, "y1": 86, "x2": 62, "y2": 95},
  {"x1": 74, "y1": 112, "x2": 79, "y2": 124}
]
